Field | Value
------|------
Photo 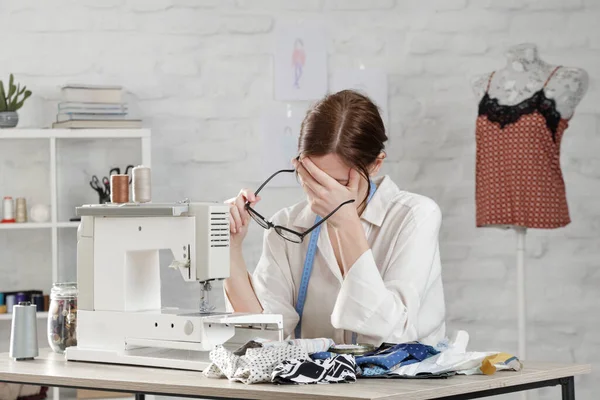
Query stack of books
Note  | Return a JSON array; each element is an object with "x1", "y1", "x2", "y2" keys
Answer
[{"x1": 52, "y1": 84, "x2": 142, "y2": 129}]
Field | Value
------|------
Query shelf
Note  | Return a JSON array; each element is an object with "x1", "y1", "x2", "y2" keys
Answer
[
  {"x1": 57, "y1": 222, "x2": 80, "y2": 228},
  {"x1": 0, "y1": 222, "x2": 53, "y2": 229},
  {"x1": 0, "y1": 128, "x2": 150, "y2": 139},
  {"x1": 0, "y1": 312, "x2": 48, "y2": 321},
  {"x1": 0, "y1": 222, "x2": 80, "y2": 230}
]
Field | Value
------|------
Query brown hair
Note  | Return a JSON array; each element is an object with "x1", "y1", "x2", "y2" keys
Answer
[{"x1": 298, "y1": 89, "x2": 388, "y2": 206}]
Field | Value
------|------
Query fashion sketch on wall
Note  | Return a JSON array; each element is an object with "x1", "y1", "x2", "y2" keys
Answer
[{"x1": 274, "y1": 20, "x2": 327, "y2": 101}]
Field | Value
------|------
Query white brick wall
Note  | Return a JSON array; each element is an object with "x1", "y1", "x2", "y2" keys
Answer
[{"x1": 0, "y1": 1, "x2": 598, "y2": 399}]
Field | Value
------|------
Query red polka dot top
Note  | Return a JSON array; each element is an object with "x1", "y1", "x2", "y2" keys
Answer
[{"x1": 475, "y1": 66, "x2": 571, "y2": 229}]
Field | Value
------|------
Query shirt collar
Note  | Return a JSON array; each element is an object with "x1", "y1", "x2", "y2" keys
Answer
[{"x1": 291, "y1": 175, "x2": 399, "y2": 229}]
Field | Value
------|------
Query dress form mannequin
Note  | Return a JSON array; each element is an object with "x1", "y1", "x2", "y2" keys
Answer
[
  {"x1": 472, "y1": 43, "x2": 589, "y2": 120},
  {"x1": 471, "y1": 43, "x2": 589, "y2": 369}
]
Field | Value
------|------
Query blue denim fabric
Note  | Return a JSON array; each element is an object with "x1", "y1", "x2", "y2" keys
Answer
[
  {"x1": 310, "y1": 351, "x2": 335, "y2": 360},
  {"x1": 355, "y1": 343, "x2": 439, "y2": 376}
]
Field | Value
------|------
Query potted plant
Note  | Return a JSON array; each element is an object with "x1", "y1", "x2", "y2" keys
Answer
[{"x1": 0, "y1": 74, "x2": 32, "y2": 128}]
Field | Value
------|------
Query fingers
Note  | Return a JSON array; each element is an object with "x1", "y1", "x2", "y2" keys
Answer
[
  {"x1": 226, "y1": 188, "x2": 261, "y2": 233},
  {"x1": 296, "y1": 162, "x2": 325, "y2": 195},
  {"x1": 234, "y1": 195, "x2": 250, "y2": 225},
  {"x1": 302, "y1": 182, "x2": 320, "y2": 212},
  {"x1": 300, "y1": 157, "x2": 337, "y2": 188},
  {"x1": 347, "y1": 169, "x2": 360, "y2": 191},
  {"x1": 228, "y1": 212, "x2": 236, "y2": 234},
  {"x1": 303, "y1": 181, "x2": 318, "y2": 201},
  {"x1": 240, "y1": 188, "x2": 257, "y2": 203},
  {"x1": 229, "y1": 203, "x2": 243, "y2": 233}
]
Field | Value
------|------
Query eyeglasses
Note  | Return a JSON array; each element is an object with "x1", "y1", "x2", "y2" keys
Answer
[{"x1": 245, "y1": 169, "x2": 355, "y2": 243}]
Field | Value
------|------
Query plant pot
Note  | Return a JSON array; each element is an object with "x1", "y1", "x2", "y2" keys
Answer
[{"x1": 0, "y1": 111, "x2": 18, "y2": 128}]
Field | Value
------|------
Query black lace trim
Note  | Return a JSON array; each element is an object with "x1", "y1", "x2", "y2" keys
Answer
[{"x1": 478, "y1": 90, "x2": 562, "y2": 142}]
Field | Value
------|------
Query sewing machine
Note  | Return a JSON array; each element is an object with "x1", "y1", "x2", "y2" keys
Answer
[{"x1": 64, "y1": 201, "x2": 283, "y2": 371}]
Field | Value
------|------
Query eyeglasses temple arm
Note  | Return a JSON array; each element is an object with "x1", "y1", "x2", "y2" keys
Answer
[
  {"x1": 301, "y1": 199, "x2": 356, "y2": 237},
  {"x1": 254, "y1": 168, "x2": 296, "y2": 196}
]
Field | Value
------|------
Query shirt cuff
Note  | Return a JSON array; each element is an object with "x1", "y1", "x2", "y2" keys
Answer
[{"x1": 331, "y1": 249, "x2": 390, "y2": 332}]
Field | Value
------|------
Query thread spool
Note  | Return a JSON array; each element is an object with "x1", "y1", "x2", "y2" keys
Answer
[
  {"x1": 31, "y1": 294, "x2": 44, "y2": 312},
  {"x1": 6, "y1": 294, "x2": 16, "y2": 314},
  {"x1": 0, "y1": 293, "x2": 4, "y2": 306},
  {"x1": 43, "y1": 295, "x2": 49, "y2": 312},
  {"x1": 9, "y1": 302, "x2": 39, "y2": 360},
  {"x1": 110, "y1": 174, "x2": 130, "y2": 204},
  {"x1": 2, "y1": 197, "x2": 15, "y2": 223},
  {"x1": 15, "y1": 198, "x2": 27, "y2": 223},
  {"x1": 15, "y1": 292, "x2": 28, "y2": 304},
  {"x1": 132, "y1": 166, "x2": 152, "y2": 203}
]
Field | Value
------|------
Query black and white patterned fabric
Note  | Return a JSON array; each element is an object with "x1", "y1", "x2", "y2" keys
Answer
[
  {"x1": 204, "y1": 344, "x2": 309, "y2": 384},
  {"x1": 271, "y1": 354, "x2": 357, "y2": 384}
]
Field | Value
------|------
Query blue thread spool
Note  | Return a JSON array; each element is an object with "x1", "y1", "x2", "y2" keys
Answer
[{"x1": 31, "y1": 294, "x2": 44, "y2": 312}]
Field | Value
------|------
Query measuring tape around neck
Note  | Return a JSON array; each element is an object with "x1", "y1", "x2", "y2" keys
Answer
[{"x1": 294, "y1": 181, "x2": 377, "y2": 341}]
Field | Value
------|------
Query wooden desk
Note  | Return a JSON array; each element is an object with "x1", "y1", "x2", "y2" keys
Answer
[{"x1": 0, "y1": 349, "x2": 590, "y2": 400}]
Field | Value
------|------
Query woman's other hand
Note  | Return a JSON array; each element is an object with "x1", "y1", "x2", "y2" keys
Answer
[{"x1": 224, "y1": 189, "x2": 260, "y2": 249}]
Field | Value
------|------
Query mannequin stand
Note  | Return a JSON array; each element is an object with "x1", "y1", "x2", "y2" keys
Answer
[
  {"x1": 516, "y1": 226, "x2": 527, "y2": 361},
  {"x1": 515, "y1": 226, "x2": 528, "y2": 400}
]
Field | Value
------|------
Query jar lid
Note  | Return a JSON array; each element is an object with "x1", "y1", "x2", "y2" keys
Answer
[
  {"x1": 328, "y1": 343, "x2": 376, "y2": 356},
  {"x1": 51, "y1": 282, "x2": 78, "y2": 298}
]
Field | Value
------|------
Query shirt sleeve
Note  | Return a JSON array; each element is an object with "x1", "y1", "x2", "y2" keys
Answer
[
  {"x1": 330, "y1": 203, "x2": 443, "y2": 344},
  {"x1": 248, "y1": 225, "x2": 299, "y2": 339}
]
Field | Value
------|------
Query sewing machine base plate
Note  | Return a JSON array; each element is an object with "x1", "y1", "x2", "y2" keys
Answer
[{"x1": 66, "y1": 347, "x2": 212, "y2": 371}]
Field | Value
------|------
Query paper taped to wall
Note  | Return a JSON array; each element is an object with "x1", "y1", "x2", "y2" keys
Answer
[{"x1": 274, "y1": 20, "x2": 328, "y2": 101}]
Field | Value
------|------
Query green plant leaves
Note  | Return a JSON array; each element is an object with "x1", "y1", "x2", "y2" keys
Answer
[
  {"x1": 14, "y1": 90, "x2": 32, "y2": 111},
  {"x1": 0, "y1": 81, "x2": 7, "y2": 112},
  {"x1": 0, "y1": 74, "x2": 32, "y2": 112},
  {"x1": 8, "y1": 74, "x2": 15, "y2": 98}
]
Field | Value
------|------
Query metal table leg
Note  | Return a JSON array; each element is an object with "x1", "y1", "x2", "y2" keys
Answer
[
  {"x1": 561, "y1": 377, "x2": 575, "y2": 400},
  {"x1": 135, "y1": 394, "x2": 145, "y2": 400}
]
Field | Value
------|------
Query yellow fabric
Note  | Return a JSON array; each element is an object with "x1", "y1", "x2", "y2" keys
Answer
[{"x1": 480, "y1": 352, "x2": 522, "y2": 375}]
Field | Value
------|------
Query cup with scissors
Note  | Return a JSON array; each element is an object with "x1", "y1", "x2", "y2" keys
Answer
[{"x1": 90, "y1": 175, "x2": 110, "y2": 204}]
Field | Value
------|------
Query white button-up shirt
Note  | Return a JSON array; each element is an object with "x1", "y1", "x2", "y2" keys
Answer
[{"x1": 232, "y1": 175, "x2": 446, "y2": 346}]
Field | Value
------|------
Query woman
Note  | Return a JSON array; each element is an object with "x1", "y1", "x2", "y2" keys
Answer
[{"x1": 225, "y1": 90, "x2": 446, "y2": 346}]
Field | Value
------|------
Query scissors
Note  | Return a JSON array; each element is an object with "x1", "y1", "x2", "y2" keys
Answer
[
  {"x1": 109, "y1": 165, "x2": 135, "y2": 183},
  {"x1": 109, "y1": 165, "x2": 134, "y2": 176},
  {"x1": 90, "y1": 175, "x2": 110, "y2": 196}
]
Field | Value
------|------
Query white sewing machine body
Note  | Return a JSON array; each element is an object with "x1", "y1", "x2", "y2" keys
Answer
[{"x1": 65, "y1": 202, "x2": 283, "y2": 371}]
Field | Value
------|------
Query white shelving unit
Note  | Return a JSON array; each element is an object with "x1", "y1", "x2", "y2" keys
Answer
[
  {"x1": 0, "y1": 222, "x2": 79, "y2": 229},
  {"x1": 0, "y1": 128, "x2": 151, "y2": 283},
  {"x1": 0, "y1": 128, "x2": 151, "y2": 400}
]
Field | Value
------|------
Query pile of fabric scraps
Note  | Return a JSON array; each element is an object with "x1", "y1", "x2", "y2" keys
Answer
[
  {"x1": 355, "y1": 342, "x2": 441, "y2": 377},
  {"x1": 204, "y1": 338, "x2": 356, "y2": 385},
  {"x1": 360, "y1": 331, "x2": 522, "y2": 379},
  {"x1": 204, "y1": 332, "x2": 522, "y2": 384}
]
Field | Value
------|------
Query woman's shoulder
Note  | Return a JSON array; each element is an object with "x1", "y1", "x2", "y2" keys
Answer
[
  {"x1": 391, "y1": 191, "x2": 441, "y2": 219},
  {"x1": 382, "y1": 189, "x2": 442, "y2": 236},
  {"x1": 378, "y1": 177, "x2": 442, "y2": 226}
]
